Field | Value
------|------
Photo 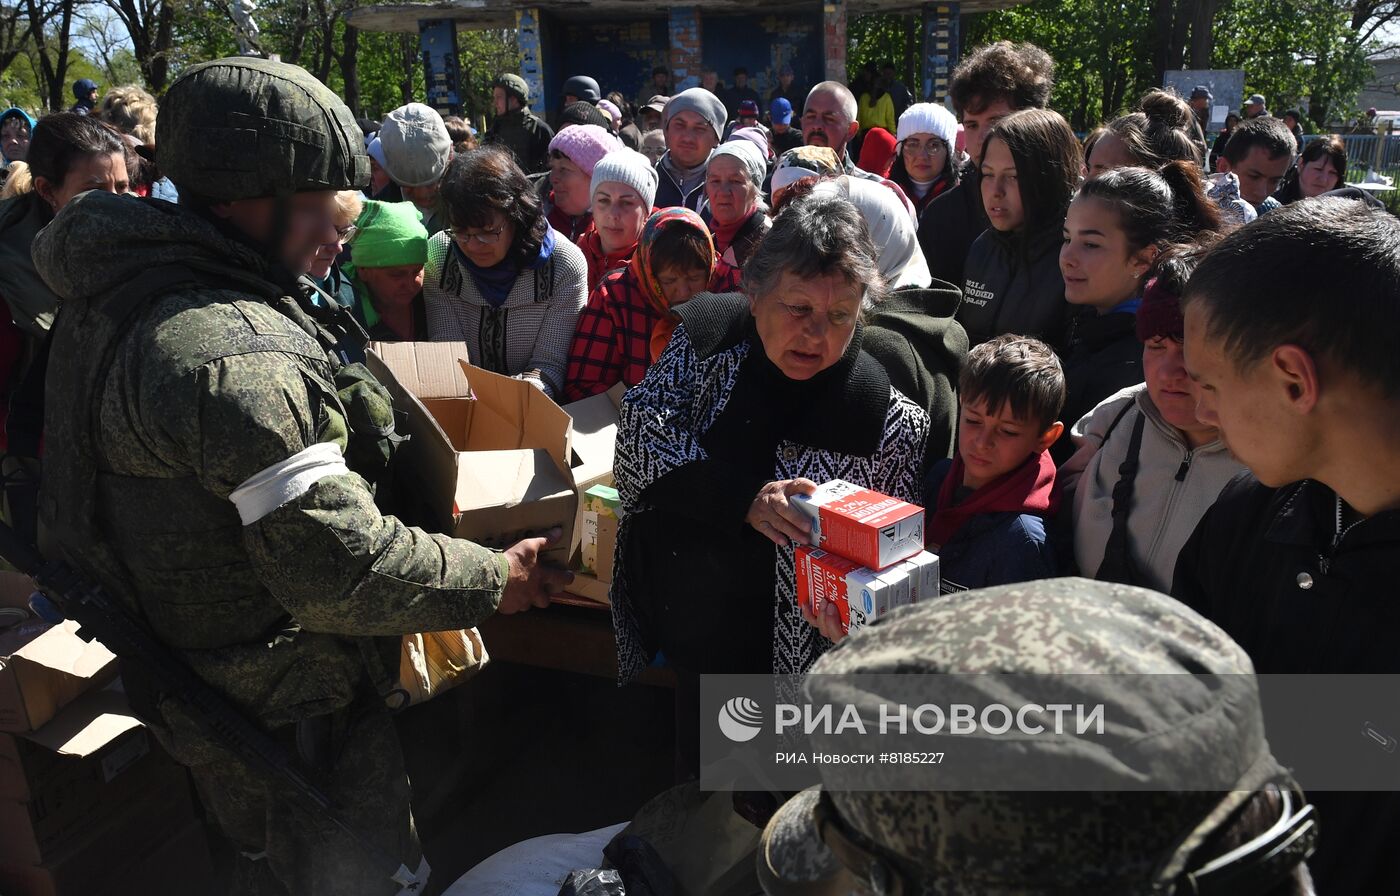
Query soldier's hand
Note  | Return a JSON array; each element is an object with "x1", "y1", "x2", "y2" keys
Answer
[{"x1": 499, "y1": 528, "x2": 574, "y2": 614}]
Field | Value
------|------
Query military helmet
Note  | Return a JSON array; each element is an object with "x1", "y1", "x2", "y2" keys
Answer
[
  {"x1": 495, "y1": 73, "x2": 530, "y2": 106},
  {"x1": 155, "y1": 57, "x2": 369, "y2": 202}
]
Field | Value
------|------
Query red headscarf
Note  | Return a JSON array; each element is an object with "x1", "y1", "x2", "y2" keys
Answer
[{"x1": 631, "y1": 207, "x2": 719, "y2": 362}]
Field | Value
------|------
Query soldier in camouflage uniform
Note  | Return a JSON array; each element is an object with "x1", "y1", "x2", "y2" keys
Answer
[
  {"x1": 760, "y1": 579, "x2": 1318, "y2": 894},
  {"x1": 31, "y1": 57, "x2": 571, "y2": 895}
]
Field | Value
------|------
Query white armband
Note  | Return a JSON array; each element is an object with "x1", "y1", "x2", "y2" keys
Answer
[{"x1": 228, "y1": 441, "x2": 350, "y2": 526}]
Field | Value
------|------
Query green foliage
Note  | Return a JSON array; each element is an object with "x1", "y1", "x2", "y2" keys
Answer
[
  {"x1": 967, "y1": 0, "x2": 1381, "y2": 131},
  {"x1": 966, "y1": 0, "x2": 1156, "y2": 130},
  {"x1": 848, "y1": 13, "x2": 914, "y2": 84},
  {"x1": 1212, "y1": 0, "x2": 1375, "y2": 128}
]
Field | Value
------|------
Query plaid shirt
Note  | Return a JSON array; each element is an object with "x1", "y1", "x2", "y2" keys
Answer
[{"x1": 563, "y1": 261, "x2": 741, "y2": 402}]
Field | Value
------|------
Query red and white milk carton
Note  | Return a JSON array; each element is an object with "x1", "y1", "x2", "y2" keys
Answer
[
  {"x1": 795, "y1": 546, "x2": 862, "y2": 627},
  {"x1": 793, "y1": 480, "x2": 925, "y2": 571}
]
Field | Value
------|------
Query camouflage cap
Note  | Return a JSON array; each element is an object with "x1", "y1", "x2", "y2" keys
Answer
[
  {"x1": 757, "y1": 578, "x2": 1302, "y2": 896},
  {"x1": 155, "y1": 56, "x2": 369, "y2": 201}
]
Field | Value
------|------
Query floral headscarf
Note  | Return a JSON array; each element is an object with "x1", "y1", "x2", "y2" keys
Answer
[{"x1": 630, "y1": 207, "x2": 718, "y2": 361}]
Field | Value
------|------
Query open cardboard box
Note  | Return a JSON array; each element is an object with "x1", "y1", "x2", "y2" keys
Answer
[
  {"x1": 0, "y1": 616, "x2": 117, "y2": 735},
  {"x1": 367, "y1": 342, "x2": 578, "y2": 567},
  {"x1": 0, "y1": 681, "x2": 188, "y2": 866}
]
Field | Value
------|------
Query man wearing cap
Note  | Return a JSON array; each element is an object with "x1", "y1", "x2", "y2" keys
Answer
[
  {"x1": 344, "y1": 200, "x2": 429, "y2": 341},
  {"x1": 378, "y1": 102, "x2": 452, "y2": 235},
  {"x1": 639, "y1": 94, "x2": 668, "y2": 133},
  {"x1": 1189, "y1": 85, "x2": 1213, "y2": 163},
  {"x1": 767, "y1": 578, "x2": 1318, "y2": 894},
  {"x1": 1245, "y1": 92, "x2": 1269, "y2": 119},
  {"x1": 487, "y1": 72, "x2": 554, "y2": 175},
  {"x1": 656, "y1": 87, "x2": 727, "y2": 212},
  {"x1": 768, "y1": 97, "x2": 803, "y2": 155},
  {"x1": 637, "y1": 66, "x2": 672, "y2": 111},
  {"x1": 32, "y1": 57, "x2": 568, "y2": 895},
  {"x1": 69, "y1": 78, "x2": 99, "y2": 115},
  {"x1": 769, "y1": 64, "x2": 804, "y2": 118}
]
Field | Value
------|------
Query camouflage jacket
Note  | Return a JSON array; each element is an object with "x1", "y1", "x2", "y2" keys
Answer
[{"x1": 33, "y1": 192, "x2": 507, "y2": 728}]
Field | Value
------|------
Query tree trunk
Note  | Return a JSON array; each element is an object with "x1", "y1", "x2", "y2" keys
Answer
[
  {"x1": 400, "y1": 33, "x2": 414, "y2": 105},
  {"x1": 1188, "y1": 0, "x2": 1218, "y2": 68},
  {"x1": 339, "y1": 24, "x2": 360, "y2": 116},
  {"x1": 26, "y1": 0, "x2": 76, "y2": 111}
]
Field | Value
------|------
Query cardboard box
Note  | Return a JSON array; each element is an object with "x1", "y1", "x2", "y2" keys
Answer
[
  {"x1": 562, "y1": 383, "x2": 626, "y2": 558},
  {"x1": 0, "y1": 617, "x2": 118, "y2": 735},
  {"x1": 0, "y1": 783, "x2": 200, "y2": 896},
  {"x1": 792, "y1": 480, "x2": 925, "y2": 571},
  {"x1": 0, "y1": 684, "x2": 186, "y2": 865},
  {"x1": 367, "y1": 342, "x2": 578, "y2": 566}
]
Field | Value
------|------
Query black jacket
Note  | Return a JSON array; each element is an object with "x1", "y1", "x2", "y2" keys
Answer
[
  {"x1": 958, "y1": 222, "x2": 1067, "y2": 350},
  {"x1": 863, "y1": 282, "x2": 969, "y2": 467},
  {"x1": 917, "y1": 165, "x2": 986, "y2": 287},
  {"x1": 1172, "y1": 475, "x2": 1400, "y2": 893},
  {"x1": 1052, "y1": 308, "x2": 1143, "y2": 464},
  {"x1": 485, "y1": 108, "x2": 554, "y2": 175}
]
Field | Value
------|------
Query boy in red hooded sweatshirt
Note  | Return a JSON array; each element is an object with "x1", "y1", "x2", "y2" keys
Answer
[{"x1": 924, "y1": 334, "x2": 1064, "y2": 591}]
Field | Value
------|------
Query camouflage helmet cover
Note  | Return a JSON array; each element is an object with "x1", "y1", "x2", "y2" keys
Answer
[{"x1": 156, "y1": 56, "x2": 370, "y2": 201}]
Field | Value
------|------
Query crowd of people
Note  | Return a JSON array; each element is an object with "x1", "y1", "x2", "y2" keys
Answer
[{"x1": 0, "y1": 38, "x2": 1395, "y2": 896}]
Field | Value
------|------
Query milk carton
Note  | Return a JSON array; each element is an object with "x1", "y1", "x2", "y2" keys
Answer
[
  {"x1": 845, "y1": 565, "x2": 910, "y2": 632},
  {"x1": 792, "y1": 480, "x2": 925, "y2": 570},
  {"x1": 900, "y1": 551, "x2": 941, "y2": 605},
  {"x1": 795, "y1": 546, "x2": 862, "y2": 625}
]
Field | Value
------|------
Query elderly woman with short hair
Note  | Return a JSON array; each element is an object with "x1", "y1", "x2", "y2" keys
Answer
[{"x1": 612, "y1": 191, "x2": 929, "y2": 704}]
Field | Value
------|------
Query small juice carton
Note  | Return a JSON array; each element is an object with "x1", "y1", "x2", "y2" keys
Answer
[{"x1": 581, "y1": 484, "x2": 622, "y2": 580}]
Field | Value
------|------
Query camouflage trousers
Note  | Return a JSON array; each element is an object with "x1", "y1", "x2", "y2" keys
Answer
[{"x1": 147, "y1": 691, "x2": 426, "y2": 896}]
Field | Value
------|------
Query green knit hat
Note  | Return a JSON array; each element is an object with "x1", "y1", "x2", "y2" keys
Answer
[{"x1": 350, "y1": 200, "x2": 428, "y2": 269}]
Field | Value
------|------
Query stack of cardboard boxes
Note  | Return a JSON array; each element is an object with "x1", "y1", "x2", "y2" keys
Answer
[
  {"x1": 792, "y1": 480, "x2": 941, "y2": 634},
  {"x1": 0, "y1": 596, "x2": 214, "y2": 896}
]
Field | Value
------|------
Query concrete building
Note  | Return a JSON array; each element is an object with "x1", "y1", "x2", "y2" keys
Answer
[{"x1": 348, "y1": 1, "x2": 1021, "y2": 119}]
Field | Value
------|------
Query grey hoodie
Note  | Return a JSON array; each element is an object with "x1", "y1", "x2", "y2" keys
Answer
[{"x1": 1060, "y1": 383, "x2": 1245, "y2": 594}]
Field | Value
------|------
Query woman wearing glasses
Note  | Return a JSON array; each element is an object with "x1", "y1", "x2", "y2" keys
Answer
[
  {"x1": 608, "y1": 190, "x2": 929, "y2": 777},
  {"x1": 889, "y1": 103, "x2": 960, "y2": 221},
  {"x1": 306, "y1": 189, "x2": 363, "y2": 310},
  {"x1": 423, "y1": 146, "x2": 588, "y2": 398}
]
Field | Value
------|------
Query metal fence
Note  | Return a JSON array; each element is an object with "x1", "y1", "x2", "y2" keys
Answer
[{"x1": 1322, "y1": 132, "x2": 1400, "y2": 170}]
